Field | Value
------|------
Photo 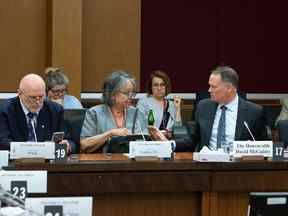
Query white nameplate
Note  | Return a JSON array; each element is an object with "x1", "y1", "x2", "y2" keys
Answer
[
  {"x1": 10, "y1": 141, "x2": 55, "y2": 159},
  {"x1": 0, "y1": 170, "x2": 47, "y2": 193},
  {"x1": 129, "y1": 140, "x2": 174, "y2": 159},
  {"x1": 0, "y1": 151, "x2": 9, "y2": 168},
  {"x1": 231, "y1": 140, "x2": 273, "y2": 157},
  {"x1": 25, "y1": 197, "x2": 93, "y2": 215}
]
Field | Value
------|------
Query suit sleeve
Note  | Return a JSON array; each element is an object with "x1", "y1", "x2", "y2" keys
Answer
[
  {"x1": 0, "y1": 111, "x2": 13, "y2": 150},
  {"x1": 254, "y1": 106, "x2": 269, "y2": 140}
]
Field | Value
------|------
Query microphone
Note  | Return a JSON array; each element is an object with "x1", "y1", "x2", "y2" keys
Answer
[
  {"x1": 0, "y1": 185, "x2": 25, "y2": 209},
  {"x1": 243, "y1": 121, "x2": 256, "y2": 141},
  {"x1": 0, "y1": 185, "x2": 42, "y2": 216},
  {"x1": 136, "y1": 120, "x2": 146, "y2": 141}
]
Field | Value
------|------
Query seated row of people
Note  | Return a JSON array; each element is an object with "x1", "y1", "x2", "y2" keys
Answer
[{"x1": 0, "y1": 65, "x2": 283, "y2": 154}]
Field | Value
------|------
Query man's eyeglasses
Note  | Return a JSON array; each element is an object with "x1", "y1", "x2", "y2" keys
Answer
[
  {"x1": 119, "y1": 91, "x2": 136, "y2": 98},
  {"x1": 22, "y1": 93, "x2": 45, "y2": 102}
]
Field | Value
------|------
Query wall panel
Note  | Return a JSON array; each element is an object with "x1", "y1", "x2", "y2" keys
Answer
[
  {"x1": 82, "y1": 0, "x2": 141, "y2": 92},
  {"x1": 0, "y1": 0, "x2": 47, "y2": 91}
]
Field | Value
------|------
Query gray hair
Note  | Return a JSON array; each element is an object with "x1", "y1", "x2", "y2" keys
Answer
[
  {"x1": 212, "y1": 65, "x2": 239, "y2": 88},
  {"x1": 102, "y1": 70, "x2": 136, "y2": 106},
  {"x1": 44, "y1": 67, "x2": 69, "y2": 91}
]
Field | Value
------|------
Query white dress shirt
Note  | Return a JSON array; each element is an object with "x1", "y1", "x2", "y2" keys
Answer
[{"x1": 209, "y1": 95, "x2": 239, "y2": 150}]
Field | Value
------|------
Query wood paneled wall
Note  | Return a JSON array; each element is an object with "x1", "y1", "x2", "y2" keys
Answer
[
  {"x1": 82, "y1": 0, "x2": 141, "y2": 92},
  {"x1": 0, "y1": 0, "x2": 141, "y2": 96},
  {"x1": 0, "y1": 0, "x2": 48, "y2": 91}
]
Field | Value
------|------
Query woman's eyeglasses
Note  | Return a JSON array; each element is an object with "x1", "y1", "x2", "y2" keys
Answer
[
  {"x1": 119, "y1": 91, "x2": 136, "y2": 98},
  {"x1": 50, "y1": 88, "x2": 67, "y2": 95},
  {"x1": 152, "y1": 83, "x2": 166, "y2": 88}
]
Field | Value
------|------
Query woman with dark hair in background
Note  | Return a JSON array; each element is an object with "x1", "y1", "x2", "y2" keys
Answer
[
  {"x1": 80, "y1": 70, "x2": 148, "y2": 153},
  {"x1": 44, "y1": 67, "x2": 83, "y2": 109},
  {"x1": 137, "y1": 70, "x2": 182, "y2": 138}
]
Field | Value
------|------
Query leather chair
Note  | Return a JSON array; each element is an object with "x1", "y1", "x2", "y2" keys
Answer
[
  {"x1": 278, "y1": 120, "x2": 288, "y2": 148},
  {"x1": 64, "y1": 109, "x2": 87, "y2": 153}
]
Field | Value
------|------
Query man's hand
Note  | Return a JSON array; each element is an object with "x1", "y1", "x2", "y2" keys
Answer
[
  {"x1": 148, "y1": 126, "x2": 168, "y2": 141},
  {"x1": 59, "y1": 139, "x2": 71, "y2": 154}
]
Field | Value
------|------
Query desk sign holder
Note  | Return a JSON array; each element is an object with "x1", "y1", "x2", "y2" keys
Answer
[
  {"x1": 273, "y1": 142, "x2": 284, "y2": 160},
  {"x1": 11, "y1": 180, "x2": 27, "y2": 200},
  {"x1": 231, "y1": 141, "x2": 273, "y2": 158},
  {"x1": 10, "y1": 141, "x2": 55, "y2": 160},
  {"x1": 54, "y1": 143, "x2": 67, "y2": 163},
  {"x1": 25, "y1": 197, "x2": 93, "y2": 216},
  {"x1": 0, "y1": 170, "x2": 47, "y2": 194},
  {"x1": 129, "y1": 140, "x2": 175, "y2": 160}
]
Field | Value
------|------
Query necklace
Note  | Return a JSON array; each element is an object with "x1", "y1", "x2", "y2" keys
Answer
[{"x1": 108, "y1": 106, "x2": 127, "y2": 128}]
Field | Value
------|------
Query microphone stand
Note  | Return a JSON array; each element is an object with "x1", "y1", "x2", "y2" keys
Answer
[{"x1": 0, "y1": 185, "x2": 42, "y2": 216}]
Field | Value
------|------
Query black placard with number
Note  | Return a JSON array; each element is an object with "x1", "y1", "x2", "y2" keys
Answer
[
  {"x1": 10, "y1": 180, "x2": 27, "y2": 200},
  {"x1": 54, "y1": 143, "x2": 67, "y2": 162},
  {"x1": 44, "y1": 205, "x2": 63, "y2": 216},
  {"x1": 273, "y1": 142, "x2": 284, "y2": 160}
]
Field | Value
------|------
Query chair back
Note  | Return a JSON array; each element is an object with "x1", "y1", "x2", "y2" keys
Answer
[
  {"x1": 64, "y1": 109, "x2": 87, "y2": 153},
  {"x1": 278, "y1": 120, "x2": 288, "y2": 148}
]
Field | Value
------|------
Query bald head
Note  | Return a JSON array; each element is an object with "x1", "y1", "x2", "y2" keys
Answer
[
  {"x1": 19, "y1": 74, "x2": 46, "y2": 92},
  {"x1": 18, "y1": 74, "x2": 46, "y2": 113}
]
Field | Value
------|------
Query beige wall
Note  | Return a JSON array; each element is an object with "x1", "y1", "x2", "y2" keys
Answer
[
  {"x1": 0, "y1": 0, "x2": 141, "y2": 95},
  {"x1": 82, "y1": 0, "x2": 141, "y2": 92}
]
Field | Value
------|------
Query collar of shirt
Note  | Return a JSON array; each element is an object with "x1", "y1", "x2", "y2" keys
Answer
[{"x1": 218, "y1": 94, "x2": 239, "y2": 113}]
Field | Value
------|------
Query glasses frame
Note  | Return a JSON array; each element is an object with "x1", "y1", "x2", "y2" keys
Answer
[{"x1": 118, "y1": 90, "x2": 136, "y2": 98}]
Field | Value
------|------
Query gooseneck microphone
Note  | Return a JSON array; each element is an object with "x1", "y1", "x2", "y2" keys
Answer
[
  {"x1": 137, "y1": 120, "x2": 146, "y2": 141},
  {"x1": 0, "y1": 185, "x2": 25, "y2": 209},
  {"x1": 243, "y1": 121, "x2": 256, "y2": 141}
]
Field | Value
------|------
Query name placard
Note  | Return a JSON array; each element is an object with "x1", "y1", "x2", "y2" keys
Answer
[
  {"x1": 10, "y1": 141, "x2": 55, "y2": 159},
  {"x1": 0, "y1": 151, "x2": 9, "y2": 168},
  {"x1": 25, "y1": 197, "x2": 93, "y2": 216},
  {"x1": 129, "y1": 140, "x2": 175, "y2": 159},
  {"x1": 231, "y1": 141, "x2": 273, "y2": 157},
  {"x1": 0, "y1": 170, "x2": 47, "y2": 193}
]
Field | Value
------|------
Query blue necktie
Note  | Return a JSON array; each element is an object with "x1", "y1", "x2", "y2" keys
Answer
[
  {"x1": 27, "y1": 112, "x2": 36, "y2": 141},
  {"x1": 217, "y1": 105, "x2": 227, "y2": 149}
]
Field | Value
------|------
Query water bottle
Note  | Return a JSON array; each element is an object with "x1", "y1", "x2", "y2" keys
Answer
[{"x1": 148, "y1": 109, "x2": 155, "y2": 126}]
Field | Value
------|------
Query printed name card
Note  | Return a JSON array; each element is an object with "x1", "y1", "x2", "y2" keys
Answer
[
  {"x1": 10, "y1": 141, "x2": 55, "y2": 159},
  {"x1": 25, "y1": 197, "x2": 93, "y2": 216},
  {"x1": 231, "y1": 141, "x2": 273, "y2": 157},
  {"x1": 129, "y1": 140, "x2": 175, "y2": 159},
  {"x1": 0, "y1": 151, "x2": 9, "y2": 168},
  {"x1": 0, "y1": 170, "x2": 47, "y2": 193}
]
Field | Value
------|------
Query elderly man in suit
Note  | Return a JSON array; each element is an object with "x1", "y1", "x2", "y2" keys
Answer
[
  {"x1": 0, "y1": 73, "x2": 73, "y2": 152},
  {"x1": 193, "y1": 66, "x2": 268, "y2": 152}
]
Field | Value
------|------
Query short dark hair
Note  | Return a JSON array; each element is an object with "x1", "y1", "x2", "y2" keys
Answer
[
  {"x1": 102, "y1": 70, "x2": 136, "y2": 106},
  {"x1": 211, "y1": 65, "x2": 239, "y2": 88},
  {"x1": 146, "y1": 70, "x2": 171, "y2": 96}
]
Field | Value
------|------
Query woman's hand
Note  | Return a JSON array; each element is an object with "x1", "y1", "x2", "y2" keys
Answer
[
  {"x1": 173, "y1": 96, "x2": 181, "y2": 109},
  {"x1": 110, "y1": 128, "x2": 130, "y2": 137},
  {"x1": 51, "y1": 98, "x2": 64, "y2": 106}
]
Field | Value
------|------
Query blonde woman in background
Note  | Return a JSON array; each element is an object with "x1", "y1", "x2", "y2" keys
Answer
[{"x1": 44, "y1": 67, "x2": 83, "y2": 109}]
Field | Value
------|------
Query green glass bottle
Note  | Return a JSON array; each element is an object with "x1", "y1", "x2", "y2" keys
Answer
[{"x1": 148, "y1": 109, "x2": 155, "y2": 126}]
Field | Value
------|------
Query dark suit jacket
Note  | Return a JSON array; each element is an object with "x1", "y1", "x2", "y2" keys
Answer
[
  {"x1": 0, "y1": 97, "x2": 74, "y2": 151},
  {"x1": 193, "y1": 97, "x2": 268, "y2": 152}
]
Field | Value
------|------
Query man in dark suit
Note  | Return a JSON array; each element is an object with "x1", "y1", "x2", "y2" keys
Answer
[
  {"x1": 193, "y1": 66, "x2": 268, "y2": 152},
  {"x1": 0, "y1": 73, "x2": 73, "y2": 152}
]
